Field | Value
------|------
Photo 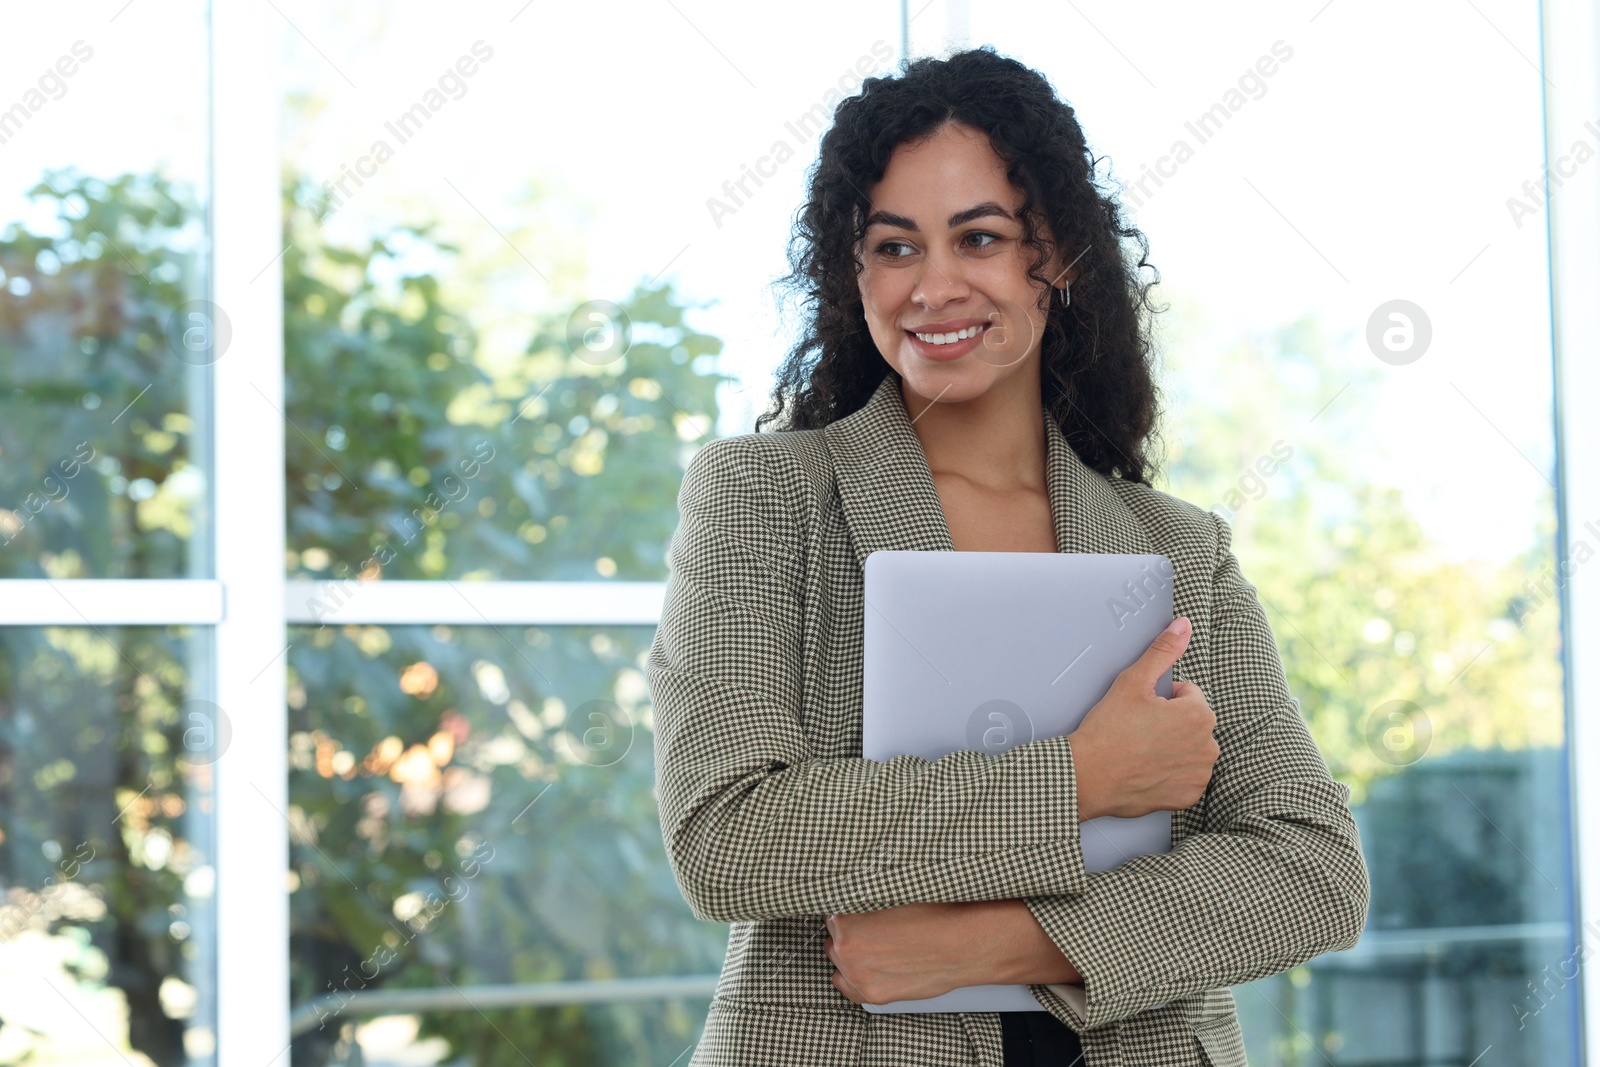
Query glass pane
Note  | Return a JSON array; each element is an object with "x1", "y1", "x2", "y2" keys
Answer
[
  {"x1": 0, "y1": 5, "x2": 213, "y2": 579},
  {"x1": 952, "y1": 2, "x2": 1573, "y2": 1061},
  {"x1": 286, "y1": 623, "x2": 721, "y2": 1065},
  {"x1": 277, "y1": 0, "x2": 898, "y2": 581},
  {"x1": 0, "y1": 625, "x2": 218, "y2": 1064}
]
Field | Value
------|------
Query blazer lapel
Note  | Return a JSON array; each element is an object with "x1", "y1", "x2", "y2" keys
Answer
[{"x1": 822, "y1": 373, "x2": 1158, "y2": 566}]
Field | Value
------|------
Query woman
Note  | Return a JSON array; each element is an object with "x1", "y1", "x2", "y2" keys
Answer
[{"x1": 647, "y1": 47, "x2": 1368, "y2": 1066}]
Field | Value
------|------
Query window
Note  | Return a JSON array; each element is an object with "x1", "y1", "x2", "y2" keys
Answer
[
  {"x1": 3, "y1": 1, "x2": 1597, "y2": 1064},
  {"x1": 0, "y1": 3, "x2": 220, "y2": 1061}
]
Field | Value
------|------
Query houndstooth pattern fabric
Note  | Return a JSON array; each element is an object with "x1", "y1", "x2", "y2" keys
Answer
[{"x1": 647, "y1": 372, "x2": 1370, "y2": 1066}]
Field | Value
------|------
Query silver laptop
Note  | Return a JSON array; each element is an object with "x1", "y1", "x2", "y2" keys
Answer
[{"x1": 859, "y1": 550, "x2": 1176, "y2": 1014}]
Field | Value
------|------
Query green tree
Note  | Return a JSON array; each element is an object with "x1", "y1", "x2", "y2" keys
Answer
[
  {"x1": 0, "y1": 169, "x2": 733, "y2": 1065},
  {"x1": 1152, "y1": 298, "x2": 1568, "y2": 1061},
  {"x1": 1154, "y1": 300, "x2": 1562, "y2": 798},
  {"x1": 277, "y1": 172, "x2": 733, "y2": 1064},
  {"x1": 0, "y1": 168, "x2": 204, "y2": 579},
  {"x1": 1, "y1": 168, "x2": 216, "y2": 1064}
]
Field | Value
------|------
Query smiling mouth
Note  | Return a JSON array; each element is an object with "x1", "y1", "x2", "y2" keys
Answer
[{"x1": 907, "y1": 322, "x2": 990, "y2": 346}]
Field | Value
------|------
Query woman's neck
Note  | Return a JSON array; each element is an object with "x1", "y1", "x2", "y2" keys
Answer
[{"x1": 900, "y1": 375, "x2": 1048, "y2": 494}]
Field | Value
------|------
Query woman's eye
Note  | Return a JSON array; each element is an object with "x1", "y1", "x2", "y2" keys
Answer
[{"x1": 872, "y1": 232, "x2": 1002, "y2": 258}]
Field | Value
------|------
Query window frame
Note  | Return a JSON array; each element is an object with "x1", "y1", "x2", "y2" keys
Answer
[{"x1": 1542, "y1": 0, "x2": 1600, "y2": 1060}]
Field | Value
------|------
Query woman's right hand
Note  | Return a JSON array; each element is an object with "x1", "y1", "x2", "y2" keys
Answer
[{"x1": 1065, "y1": 616, "x2": 1219, "y2": 822}]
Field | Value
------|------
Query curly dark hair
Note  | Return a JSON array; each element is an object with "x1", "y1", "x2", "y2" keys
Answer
[{"x1": 757, "y1": 45, "x2": 1166, "y2": 486}]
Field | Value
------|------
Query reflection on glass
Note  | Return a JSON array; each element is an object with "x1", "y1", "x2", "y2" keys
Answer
[
  {"x1": 286, "y1": 623, "x2": 723, "y2": 1066},
  {"x1": 0, "y1": 626, "x2": 217, "y2": 1064}
]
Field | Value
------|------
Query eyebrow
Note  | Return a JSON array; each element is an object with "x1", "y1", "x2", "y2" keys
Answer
[{"x1": 864, "y1": 201, "x2": 1016, "y2": 231}]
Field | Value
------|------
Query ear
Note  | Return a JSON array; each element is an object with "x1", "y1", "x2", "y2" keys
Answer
[{"x1": 1047, "y1": 243, "x2": 1078, "y2": 290}]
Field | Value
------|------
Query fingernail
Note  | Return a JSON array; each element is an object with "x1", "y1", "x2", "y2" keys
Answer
[{"x1": 1165, "y1": 617, "x2": 1185, "y2": 635}]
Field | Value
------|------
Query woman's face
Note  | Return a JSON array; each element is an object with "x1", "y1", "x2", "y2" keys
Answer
[{"x1": 856, "y1": 120, "x2": 1070, "y2": 406}]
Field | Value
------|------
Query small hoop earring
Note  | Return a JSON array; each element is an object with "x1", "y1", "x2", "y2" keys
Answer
[{"x1": 1058, "y1": 282, "x2": 1070, "y2": 308}]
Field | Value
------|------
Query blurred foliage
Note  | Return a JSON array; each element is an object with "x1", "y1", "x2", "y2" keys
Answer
[
  {"x1": 279, "y1": 170, "x2": 732, "y2": 1066},
  {"x1": 285, "y1": 624, "x2": 723, "y2": 1065},
  {"x1": 0, "y1": 168, "x2": 207, "y2": 579},
  {"x1": 0, "y1": 170, "x2": 734, "y2": 1065},
  {"x1": 1154, "y1": 302, "x2": 1571, "y2": 1061},
  {"x1": 1154, "y1": 303, "x2": 1564, "y2": 800},
  {"x1": 0, "y1": 626, "x2": 210, "y2": 1065},
  {"x1": 281, "y1": 171, "x2": 727, "y2": 584}
]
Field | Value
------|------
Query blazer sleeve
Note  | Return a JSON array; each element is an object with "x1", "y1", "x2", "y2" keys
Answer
[
  {"x1": 1023, "y1": 511, "x2": 1371, "y2": 1032},
  {"x1": 648, "y1": 436, "x2": 1093, "y2": 924}
]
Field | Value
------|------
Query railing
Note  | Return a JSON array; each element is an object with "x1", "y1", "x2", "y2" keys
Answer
[{"x1": 289, "y1": 973, "x2": 722, "y2": 1038}]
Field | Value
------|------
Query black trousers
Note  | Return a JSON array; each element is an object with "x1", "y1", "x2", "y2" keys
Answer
[{"x1": 999, "y1": 1010, "x2": 1086, "y2": 1066}]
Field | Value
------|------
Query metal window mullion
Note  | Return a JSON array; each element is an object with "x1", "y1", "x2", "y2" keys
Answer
[
  {"x1": 212, "y1": 0, "x2": 289, "y2": 1062},
  {"x1": 0, "y1": 579, "x2": 225, "y2": 625},
  {"x1": 1541, "y1": 0, "x2": 1600, "y2": 1060},
  {"x1": 285, "y1": 579, "x2": 668, "y2": 626}
]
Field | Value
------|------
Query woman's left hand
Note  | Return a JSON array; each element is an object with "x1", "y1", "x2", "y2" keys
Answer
[
  {"x1": 825, "y1": 899, "x2": 1083, "y2": 1005},
  {"x1": 825, "y1": 901, "x2": 979, "y2": 1005}
]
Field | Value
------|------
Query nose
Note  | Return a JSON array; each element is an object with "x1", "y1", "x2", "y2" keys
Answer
[{"x1": 910, "y1": 248, "x2": 970, "y2": 310}]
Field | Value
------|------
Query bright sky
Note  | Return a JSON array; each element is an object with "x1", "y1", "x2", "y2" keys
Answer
[{"x1": 0, "y1": 0, "x2": 1558, "y2": 565}]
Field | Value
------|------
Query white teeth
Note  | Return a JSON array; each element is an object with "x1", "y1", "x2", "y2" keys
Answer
[{"x1": 913, "y1": 323, "x2": 986, "y2": 345}]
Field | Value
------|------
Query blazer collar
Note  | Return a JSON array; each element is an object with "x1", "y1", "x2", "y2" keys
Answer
[{"x1": 822, "y1": 373, "x2": 1154, "y2": 570}]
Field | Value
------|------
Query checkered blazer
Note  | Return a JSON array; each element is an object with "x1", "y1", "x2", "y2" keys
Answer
[{"x1": 647, "y1": 372, "x2": 1369, "y2": 1066}]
